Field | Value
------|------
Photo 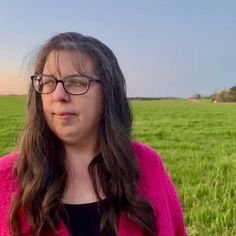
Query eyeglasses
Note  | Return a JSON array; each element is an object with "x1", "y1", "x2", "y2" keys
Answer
[{"x1": 31, "y1": 74, "x2": 101, "y2": 95}]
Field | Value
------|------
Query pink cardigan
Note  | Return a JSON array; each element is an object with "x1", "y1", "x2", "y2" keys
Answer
[{"x1": 0, "y1": 142, "x2": 187, "y2": 236}]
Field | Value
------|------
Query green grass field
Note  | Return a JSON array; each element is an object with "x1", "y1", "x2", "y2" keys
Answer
[{"x1": 0, "y1": 96, "x2": 235, "y2": 235}]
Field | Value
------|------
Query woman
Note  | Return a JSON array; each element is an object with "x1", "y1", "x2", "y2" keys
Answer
[{"x1": 0, "y1": 32, "x2": 186, "y2": 236}]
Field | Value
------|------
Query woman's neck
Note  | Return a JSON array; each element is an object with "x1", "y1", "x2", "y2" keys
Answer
[
  {"x1": 64, "y1": 139, "x2": 99, "y2": 171},
  {"x1": 62, "y1": 142, "x2": 103, "y2": 204}
]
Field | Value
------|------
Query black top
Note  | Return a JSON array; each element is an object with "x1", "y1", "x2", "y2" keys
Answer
[{"x1": 61, "y1": 199, "x2": 113, "y2": 236}]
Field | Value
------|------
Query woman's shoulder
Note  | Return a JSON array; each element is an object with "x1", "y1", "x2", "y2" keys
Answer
[
  {"x1": 131, "y1": 141, "x2": 175, "y2": 202},
  {"x1": 132, "y1": 141, "x2": 187, "y2": 235},
  {"x1": 132, "y1": 141, "x2": 163, "y2": 171},
  {"x1": 131, "y1": 141, "x2": 167, "y2": 192},
  {"x1": 0, "y1": 151, "x2": 20, "y2": 194},
  {"x1": 0, "y1": 151, "x2": 20, "y2": 176},
  {"x1": 0, "y1": 152, "x2": 20, "y2": 234},
  {"x1": 131, "y1": 140, "x2": 174, "y2": 193}
]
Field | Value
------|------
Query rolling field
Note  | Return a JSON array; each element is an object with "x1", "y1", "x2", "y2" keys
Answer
[{"x1": 0, "y1": 96, "x2": 235, "y2": 235}]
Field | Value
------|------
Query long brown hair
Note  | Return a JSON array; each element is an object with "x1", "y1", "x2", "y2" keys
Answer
[{"x1": 9, "y1": 32, "x2": 157, "y2": 235}]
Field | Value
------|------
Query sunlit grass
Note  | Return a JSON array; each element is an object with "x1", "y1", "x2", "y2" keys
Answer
[
  {"x1": 0, "y1": 96, "x2": 235, "y2": 235},
  {"x1": 131, "y1": 99, "x2": 236, "y2": 235},
  {"x1": 0, "y1": 95, "x2": 26, "y2": 155}
]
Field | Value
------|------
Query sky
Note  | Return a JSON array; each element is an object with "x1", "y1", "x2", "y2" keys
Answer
[{"x1": 0, "y1": 0, "x2": 235, "y2": 97}]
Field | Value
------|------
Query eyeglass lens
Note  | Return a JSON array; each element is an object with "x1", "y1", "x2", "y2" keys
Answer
[{"x1": 33, "y1": 75, "x2": 89, "y2": 95}]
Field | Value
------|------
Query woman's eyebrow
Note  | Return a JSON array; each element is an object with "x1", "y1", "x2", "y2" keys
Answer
[{"x1": 39, "y1": 73, "x2": 57, "y2": 78}]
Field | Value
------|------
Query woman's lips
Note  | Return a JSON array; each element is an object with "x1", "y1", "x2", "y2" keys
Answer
[{"x1": 53, "y1": 112, "x2": 76, "y2": 120}]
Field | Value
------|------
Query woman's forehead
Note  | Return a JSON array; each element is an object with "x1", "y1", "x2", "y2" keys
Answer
[{"x1": 43, "y1": 50, "x2": 97, "y2": 76}]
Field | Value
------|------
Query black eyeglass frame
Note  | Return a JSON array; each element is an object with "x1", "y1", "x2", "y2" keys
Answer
[{"x1": 31, "y1": 74, "x2": 102, "y2": 95}]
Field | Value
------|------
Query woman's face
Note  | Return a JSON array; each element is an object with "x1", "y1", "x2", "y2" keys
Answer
[{"x1": 41, "y1": 50, "x2": 103, "y2": 148}]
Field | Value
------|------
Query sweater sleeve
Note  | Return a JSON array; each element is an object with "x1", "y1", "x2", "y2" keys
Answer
[
  {"x1": 133, "y1": 141, "x2": 187, "y2": 236},
  {"x1": 0, "y1": 152, "x2": 20, "y2": 235}
]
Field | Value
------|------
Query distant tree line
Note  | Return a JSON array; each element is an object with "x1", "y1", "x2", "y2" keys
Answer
[
  {"x1": 211, "y1": 86, "x2": 236, "y2": 102},
  {"x1": 127, "y1": 86, "x2": 236, "y2": 102},
  {"x1": 128, "y1": 97, "x2": 181, "y2": 100}
]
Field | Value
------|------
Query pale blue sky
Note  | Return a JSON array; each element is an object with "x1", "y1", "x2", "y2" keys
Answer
[{"x1": 0, "y1": 0, "x2": 235, "y2": 97}]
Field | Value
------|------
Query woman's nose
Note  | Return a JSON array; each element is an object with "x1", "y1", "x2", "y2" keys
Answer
[{"x1": 52, "y1": 82, "x2": 70, "y2": 102}]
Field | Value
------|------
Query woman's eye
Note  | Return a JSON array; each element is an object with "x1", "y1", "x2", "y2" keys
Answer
[
  {"x1": 43, "y1": 79, "x2": 55, "y2": 86},
  {"x1": 44, "y1": 80, "x2": 54, "y2": 85},
  {"x1": 67, "y1": 77, "x2": 87, "y2": 87}
]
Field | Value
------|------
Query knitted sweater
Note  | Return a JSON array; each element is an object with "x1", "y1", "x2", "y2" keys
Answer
[{"x1": 0, "y1": 141, "x2": 187, "y2": 236}]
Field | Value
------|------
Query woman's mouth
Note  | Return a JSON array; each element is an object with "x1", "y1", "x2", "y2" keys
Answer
[{"x1": 54, "y1": 112, "x2": 76, "y2": 120}]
